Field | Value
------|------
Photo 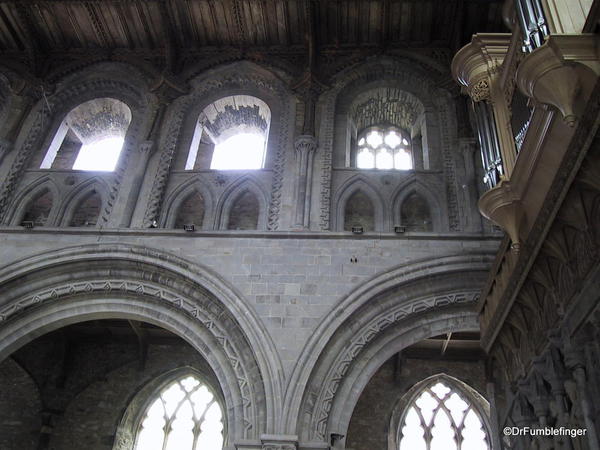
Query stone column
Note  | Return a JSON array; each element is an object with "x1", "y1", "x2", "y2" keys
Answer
[{"x1": 293, "y1": 135, "x2": 318, "y2": 229}]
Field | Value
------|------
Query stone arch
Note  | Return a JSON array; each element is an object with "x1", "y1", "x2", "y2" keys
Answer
[
  {"x1": 143, "y1": 60, "x2": 293, "y2": 230},
  {"x1": 215, "y1": 176, "x2": 269, "y2": 231},
  {"x1": 162, "y1": 178, "x2": 215, "y2": 229},
  {"x1": 113, "y1": 366, "x2": 227, "y2": 450},
  {"x1": 6, "y1": 176, "x2": 60, "y2": 226},
  {"x1": 0, "y1": 64, "x2": 152, "y2": 225},
  {"x1": 332, "y1": 176, "x2": 385, "y2": 232},
  {"x1": 392, "y1": 180, "x2": 447, "y2": 232},
  {"x1": 280, "y1": 253, "x2": 495, "y2": 440},
  {"x1": 0, "y1": 244, "x2": 284, "y2": 441},
  {"x1": 57, "y1": 177, "x2": 110, "y2": 227},
  {"x1": 388, "y1": 373, "x2": 492, "y2": 450},
  {"x1": 314, "y1": 56, "x2": 458, "y2": 231}
]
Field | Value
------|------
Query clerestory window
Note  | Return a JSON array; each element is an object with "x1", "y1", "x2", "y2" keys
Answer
[
  {"x1": 40, "y1": 98, "x2": 132, "y2": 172},
  {"x1": 185, "y1": 95, "x2": 271, "y2": 171},
  {"x1": 356, "y1": 126, "x2": 412, "y2": 170},
  {"x1": 134, "y1": 374, "x2": 224, "y2": 450},
  {"x1": 398, "y1": 379, "x2": 489, "y2": 450}
]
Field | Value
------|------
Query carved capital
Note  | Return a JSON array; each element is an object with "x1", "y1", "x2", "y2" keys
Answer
[
  {"x1": 260, "y1": 434, "x2": 297, "y2": 450},
  {"x1": 517, "y1": 34, "x2": 600, "y2": 127},
  {"x1": 294, "y1": 134, "x2": 318, "y2": 157}
]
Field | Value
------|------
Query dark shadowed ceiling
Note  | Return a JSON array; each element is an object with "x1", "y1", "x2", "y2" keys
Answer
[
  {"x1": 0, "y1": 0, "x2": 506, "y2": 81},
  {"x1": 0, "y1": 0, "x2": 504, "y2": 51}
]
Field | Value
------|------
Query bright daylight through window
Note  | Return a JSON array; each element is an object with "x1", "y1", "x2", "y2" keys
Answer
[
  {"x1": 135, "y1": 375, "x2": 224, "y2": 450},
  {"x1": 72, "y1": 136, "x2": 124, "y2": 171},
  {"x1": 356, "y1": 127, "x2": 412, "y2": 170},
  {"x1": 210, "y1": 133, "x2": 266, "y2": 170},
  {"x1": 399, "y1": 380, "x2": 488, "y2": 450}
]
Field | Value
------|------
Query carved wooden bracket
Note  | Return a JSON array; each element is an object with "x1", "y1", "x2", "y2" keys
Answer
[
  {"x1": 478, "y1": 179, "x2": 524, "y2": 250},
  {"x1": 517, "y1": 34, "x2": 600, "y2": 127}
]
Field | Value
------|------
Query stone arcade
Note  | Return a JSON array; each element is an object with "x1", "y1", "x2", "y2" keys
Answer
[{"x1": 0, "y1": 1, "x2": 599, "y2": 449}]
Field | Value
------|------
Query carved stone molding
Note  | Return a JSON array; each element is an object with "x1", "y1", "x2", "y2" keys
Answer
[
  {"x1": 0, "y1": 79, "x2": 147, "y2": 224},
  {"x1": 0, "y1": 277, "x2": 257, "y2": 438},
  {"x1": 310, "y1": 290, "x2": 480, "y2": 440},
  {"x1": 141, "y1": 72, "x2": 290, "y2": 231}
]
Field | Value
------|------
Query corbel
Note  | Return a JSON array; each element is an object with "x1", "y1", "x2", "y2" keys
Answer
[{"x1": 516, "y1": 34, "x2": 600, "y2": 127}]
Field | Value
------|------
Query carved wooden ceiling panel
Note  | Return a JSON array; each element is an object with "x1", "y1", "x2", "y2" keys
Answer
[{"x1": 0, "y1": 0, "x2": 505, "y2": 52}]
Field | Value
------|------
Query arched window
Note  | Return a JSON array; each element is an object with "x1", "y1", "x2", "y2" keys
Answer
[
  {"x1": 397, "y1": 378, "x2": 489, "y2": 450},
  {"x1": 356, "y1": 126, "x2": 412, "y2": 170},
  {"x1": 400, "y1": 192, "x2": 433, "y2": 231},
  {"x1": 69, "y1": 190, "x2": 102, "y2": 227},
  {"x1": 40, "y1": 98, "x2": 132, "y2": 172},
  {"x1": 344, "y1": 191, "x2": 375, "y2": 232},
  {"x1": 21, "y1": 188, "x2": 53, "y2": 226},
  {"x1": 227, "y1": 190, "x2": 259, "y2": 230},
  {"x1": 185, "y1": 96, "x2": 271, "y2": 171},
  {"x1": 174, "y1": 191, "x2": 205, "y2": 229},
  {"x1": 134, "y1": 374, "x2": 224, "y2": 450},
  {"x1": 338, "y1": 87, "x2": 425, "y2": 170}
]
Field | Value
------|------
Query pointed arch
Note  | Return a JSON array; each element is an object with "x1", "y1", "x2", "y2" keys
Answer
[
  {"x1": 392, "y1": 181, "x2": 447, "y2": 232},
  {"x1": 58, "y1": 177, "x2": 110, "y2": 227},
  {"x1": 7, "y1": 176, "x2": 60, "y2": 226},
  {"x1": 389, "y1": 374, "x2": 491, "y2": 450},
  {"x1": 162, "y1": 178, "x2": 215, "y2": 229},
  {"x1": 0, "y1": 66, "x2": 152, "y2": 225},
  {"x1": 142, "y1": 61, "x2": 292, "y2": 230},
  {"x1": 332, "y1": 175, "x2": 385, "y2": 232},
  {"x1": 113, "y1": 366, "x2": 226, "y2": 450},
  {"x1": 215, "y1": 176, "x2": 269, "y2": 230}
]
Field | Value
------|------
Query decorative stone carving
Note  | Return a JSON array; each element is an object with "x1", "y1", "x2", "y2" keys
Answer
[
  {"x1": 311, "y1": 290, "x2": 480, "y2": 440},
  {"x1": 0, "y1": 276, "x2": 257, "y2": 438}
]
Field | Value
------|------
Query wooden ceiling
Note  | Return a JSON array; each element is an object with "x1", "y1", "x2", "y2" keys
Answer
[{"x1": 0, "y1": 0, "x2": 505, "y2": 53}]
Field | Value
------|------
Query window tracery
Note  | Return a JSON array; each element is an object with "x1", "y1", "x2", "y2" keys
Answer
[
  {"x1": 134, "y1": 374, "x2": 224, "y2": 450},
  {"x1": 398, "y1": 379, "x2": 489, "y2": 450},
  {"x1": 356, "y1": 126, "x2": 412, "y2": 170}
]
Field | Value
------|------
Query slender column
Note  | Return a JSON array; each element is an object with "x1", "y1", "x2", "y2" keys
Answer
[{"x1": 293, "y1": 135, "x2": 318, "y2": 228}]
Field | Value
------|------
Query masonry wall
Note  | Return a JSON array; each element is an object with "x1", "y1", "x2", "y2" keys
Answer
[
  {"x1": 0, "y1": 231, "x2": 499, "y2": 379},
  {"x1": 0, "y1": 328, "x2": 219, "y2": 450}
]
